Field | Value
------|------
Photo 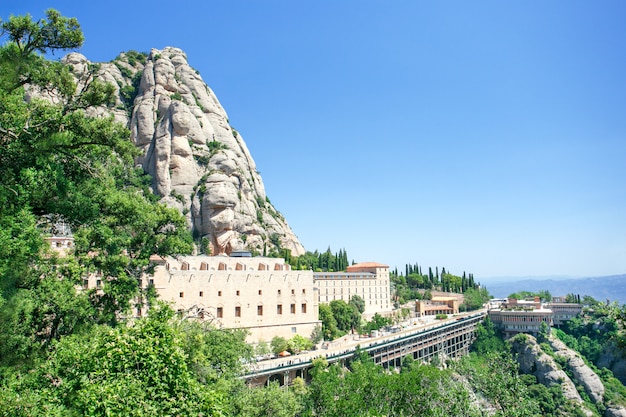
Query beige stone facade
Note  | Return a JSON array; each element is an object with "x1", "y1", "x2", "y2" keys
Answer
[
  {"x1": 314, "y1": 262, "x2": 392, "y2": 318},
  {"x1": 144, "y1": 255, "x2": 321, "y2": 343},
  {"x1": 546, "y1": 300, "x2": 583, "y2": 327},
  {"x1": 79, "y1": 254, "x2": 320, "y2": 343},
  {"x1": 415, "y1": 297, "x2": 459, "y2": 317},
  {"x1": 49, "y1": 221, "x2": 392, "y2": 342},
  {"x1": 488, "y1": 298, "x2": 553, "y2": 337}
]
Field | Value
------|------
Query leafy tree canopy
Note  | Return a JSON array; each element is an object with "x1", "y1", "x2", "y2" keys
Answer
[{"x1": 0, "y1": 9, "x2": 192, "y2": 368}]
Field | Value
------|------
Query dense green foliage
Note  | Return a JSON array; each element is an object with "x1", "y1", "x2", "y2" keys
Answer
[
  {"x1": 1, "y1": 305, "x2": 227, "y2": 416},
  {"x1": 269, "y1": 334, "x2": 313, "y2": 355},
  {"x1": 317, "y1": 299, "x2": 361, "y2": 339},
  {"x1": 4, "y1": 10, "x2": 626, "y2": 417},
  {"x1": 303, "y1": 351, "x2": 479, "y2": 417},
  {"x1": 462, "y1": 319, "x2": 589, "y2": 416},
  {"x1": 316, "y1": 297, "x2": 390, "y2": 340},
  {"x1": 508, "y1": 290, "x2": 552, "y2": 302},
  {"x1": 556, "y1": 297, "x2": 620, "y2": 364},
  {"x1": 391, "y1": 262, "x2": 489, "y2": 308},
  {"x1": 0, "y1": 9, "x2": 193, "y2": 370},
  {"x1": 289, "y1": 247, "x2": 350, "y2": 271},
  {"x1": 552, "y1": 298, "x2": 626, "y2": 411},
  {"x1": 0, "y1": 10, "x2": 208, "y2": 415}
]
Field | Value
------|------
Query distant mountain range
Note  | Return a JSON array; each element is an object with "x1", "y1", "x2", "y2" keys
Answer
[{"x1": 481, "y1": 274, "x2": 626, "y2": 305}]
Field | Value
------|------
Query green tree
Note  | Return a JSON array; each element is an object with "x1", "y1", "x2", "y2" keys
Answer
[
  {"x1": 231, "y1": 381, "x2": 303, "y2": 417},
  {"x1": 329, "y1": 299, "x2": 360, "y2": 333},
  {"x1": 508, "y1": 290, "x2": 551, "y2": 302},
  {"x1": 349, "y1": 294, "x2": 365, "y2": 314},
  {"x1": 318, "y1": 303, "x2": 340, "y2": 340},
  {"x1": 364, "y1": 313, "x2": 391, "y2": 333},
  {"x1": 1, "y1": 304, "x2": 226, "y2": 416},
  {"x1": 0, "y1": 9, "x2": 193, "y2": 353},
  {"x1": 310, "y1": 324, "x2": 323, "y2": 344},
  {"x1": 537, "y1": 321, "x2": 550, "y2": 343},
  {"x1": 288, "y1": 334, "x2": 313, "y2": 354},
  {"x1": 176, "y1": 320, "x2": 251, "y2": 383},
  {"x1": 271, "y1": 336, "x2": 289, "y2": 355},
  {"x1": 305, "y1": 352, "x2": 481, "y2": 416},
  {"x1": 462, "y1": 287, "x2": 490, "y2": 310},
  {"x1": 471, "y1": 316, "x2": 506, "y2": 354},
  {"x1": 455, "y1": 351, "x2": 543, "y2": 416},
  {"x1": 254, "y1": 340, "x2": 271, "y2": 357}
]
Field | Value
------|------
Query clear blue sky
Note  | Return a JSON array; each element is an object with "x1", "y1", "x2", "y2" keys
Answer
[{"x1": 3, "y1": 1, "x2": 625, "y2": 280}]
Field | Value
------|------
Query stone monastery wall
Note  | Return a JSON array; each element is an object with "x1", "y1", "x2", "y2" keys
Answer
[{"x1": 146, "y1": 255, "x2": 321, "y2": 343}]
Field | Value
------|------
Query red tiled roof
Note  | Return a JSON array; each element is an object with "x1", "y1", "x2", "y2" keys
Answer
[{"x1": 346, "y1": 262, "x2": 389, "y2": 271}]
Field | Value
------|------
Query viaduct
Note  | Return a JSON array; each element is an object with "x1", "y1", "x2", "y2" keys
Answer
[{"x1": 243, "y1": 310, "x2": 486, "y2": 386}]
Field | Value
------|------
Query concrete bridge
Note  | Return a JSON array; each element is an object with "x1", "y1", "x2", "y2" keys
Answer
[{"x1": 243, "y1": 310, "x2": 486, "y2": 386}]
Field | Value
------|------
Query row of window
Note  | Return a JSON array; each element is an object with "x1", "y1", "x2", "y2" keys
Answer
[
  {"x1": 172, "y1": 262, "x2": 288, "y2": 271},
  {"x1": 177, "y1": 290, "x2": 389, "y2": 299},
  {"x1": 178, "y1": 288, "x2": 306, "y2": 298},
  {"x1": 215, "y1": 303, "x2": 307, "y2": 318},
  {"x1": 318, "y1": 280, "x2": 387, "y2": 286},
  {"x1": 324, "y1": 287, "x2": 385, "y2": 294},
  {"x1": 494, "y1": 315, "x2": 551, "y2": 322},
  {"x1": 321, "y1": 295, "x2": 387, "y2": 306}
]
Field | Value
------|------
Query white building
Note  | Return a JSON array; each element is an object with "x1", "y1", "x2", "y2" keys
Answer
[{"x1": 314, "y1": 262, "x2": 392, "y2": 318}]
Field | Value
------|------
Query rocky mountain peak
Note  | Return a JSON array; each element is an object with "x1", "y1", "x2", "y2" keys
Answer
[{"x1": 63, "y1": 47, "x2": 304, "y2": 257}]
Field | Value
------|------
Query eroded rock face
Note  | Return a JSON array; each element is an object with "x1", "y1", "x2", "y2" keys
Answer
[
  {"x1": 509, "y1": 335, "x2": 584, "y2": 405},
  {"x1": 62, "y1": 48, "x2": 305, "y2": 257},
  {"x1": 509, "y1": 333, "x2": 626, "y2": 417},
  {"x1": 607, "y1": 408, "x2": 626, "y2": 417},
  {"x1": 549, "y1": 337, "x2": 605, "y2": 404}
]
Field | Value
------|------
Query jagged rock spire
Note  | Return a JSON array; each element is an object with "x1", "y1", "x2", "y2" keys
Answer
[{"x1": 63, "y1": 47, "x2": 305, "y2": 257}]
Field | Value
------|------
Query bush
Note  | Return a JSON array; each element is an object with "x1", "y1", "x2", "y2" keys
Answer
[{"x1": 271, "y1": 336, "x2": 289, "y2": 355}]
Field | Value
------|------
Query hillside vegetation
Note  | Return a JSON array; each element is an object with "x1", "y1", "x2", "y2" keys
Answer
[{"x1": 2, "y1": 10, "x2": 626, "y2": 417}]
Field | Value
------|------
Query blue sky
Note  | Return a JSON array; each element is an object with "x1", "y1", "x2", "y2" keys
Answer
[{"x1": 3, "y1": 1, "x2": 625, "y2": 280}]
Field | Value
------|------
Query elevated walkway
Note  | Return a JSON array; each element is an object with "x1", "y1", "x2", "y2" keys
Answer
[{"x1": 244, "y1": 310, "x2": 486, "y2": 386}]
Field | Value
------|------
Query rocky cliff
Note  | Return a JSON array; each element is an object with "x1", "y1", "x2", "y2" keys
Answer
[
  {"x1": 548, "y1": 336, "x2": 605, "y2": 404},
  {"x1": 509, "y1": 334, "x2": 590, "y2": 413},
  {"x1": 510, "y1": 333, "x2": 626, "y2": 417},
  {"x1": 61, "y1": 48, "x2": 305, "y2": 257}
]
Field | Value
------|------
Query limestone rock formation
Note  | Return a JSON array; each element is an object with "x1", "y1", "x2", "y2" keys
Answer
[
  {"x1": 509, "y1": 335, "x2": 585, "y2": 406},
  {"x1": 607, "y1": 408, "x2": 626, "y2": 417},
  {"x1": 510, "y1": 333, "x2": 626, "y2": 417},
  {"x1": 61, "y1": 48, "x2": 305, "y2": 257},
  {"x1": 548, "y1": 336, "x2": 605, "y2": 405}
]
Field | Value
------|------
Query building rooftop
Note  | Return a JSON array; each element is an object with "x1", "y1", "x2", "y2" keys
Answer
[
  {"x1": 314, "y1": 271, "x2": 376, "y2": 278},
  {"x1": 491, "y1": 307, "x2": 553, "y2": 313},
  {"x1": 431, "y1": 296, "x2": 459, "y2": 302},
  {"x1": 346, "y1": 262, "x2": 389, "y2": 271}
]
